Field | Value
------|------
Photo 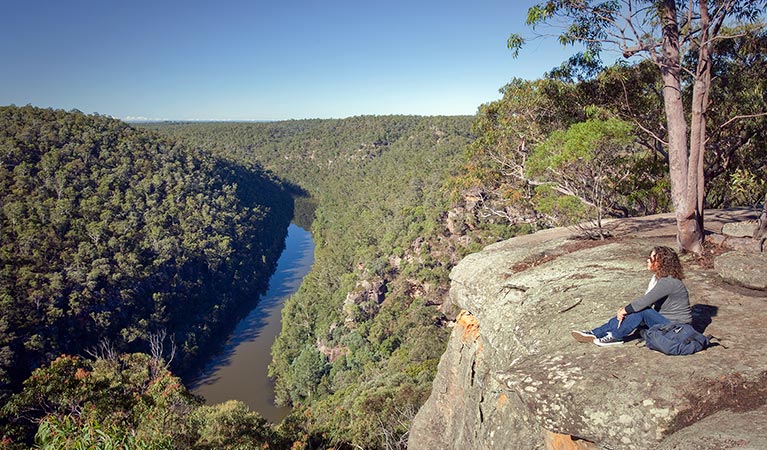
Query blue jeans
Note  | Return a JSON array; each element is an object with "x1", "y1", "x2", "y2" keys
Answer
[{"x1": 592, "y1": 308, "x2": 669, "y2": 340}]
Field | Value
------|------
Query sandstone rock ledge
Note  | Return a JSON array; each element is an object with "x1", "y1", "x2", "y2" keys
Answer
[{"x1": 409, "y1": 211, "x2": 767, "y2": 450}]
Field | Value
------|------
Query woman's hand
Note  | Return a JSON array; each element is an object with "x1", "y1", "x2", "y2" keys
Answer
[{"x1": 616, "y1": 307, "x2": 627, "y2": 328}]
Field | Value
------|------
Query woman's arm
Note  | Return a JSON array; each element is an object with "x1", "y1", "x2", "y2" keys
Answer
[{"x1": 624, "y1": 277, "x2": 676, "y2": 314}]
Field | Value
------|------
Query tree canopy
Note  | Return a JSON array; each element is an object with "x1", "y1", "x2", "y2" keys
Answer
[
  {"x1": 0, "y1": 106, "x2": 293, "y2": 404},
  {"x1": 509, "y1": 0, "x2": 767, "y2": 253}
]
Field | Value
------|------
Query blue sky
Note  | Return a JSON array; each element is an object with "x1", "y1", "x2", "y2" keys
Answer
[{"x1": 0, "y1": 0, "x2": 582, "y2": 121}]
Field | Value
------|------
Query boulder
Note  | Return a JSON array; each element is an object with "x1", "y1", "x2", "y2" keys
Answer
[
  {"x1": 409, "y1": 214, "x2": 767, "y2": 450},
  {"x1": 714, "y1": 251, "x2": 767, "y2": 291},
  {"x1": 721, "y1": 221, "x2": 758, "y2": 238},
  {"x1": 721, "y1": 236, "x2": 763, "y2": 253}
]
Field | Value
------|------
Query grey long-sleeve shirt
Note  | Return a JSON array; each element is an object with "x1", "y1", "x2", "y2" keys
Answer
[{"x1": 624, "y1": 276, "x2": 692, "y2": 324}]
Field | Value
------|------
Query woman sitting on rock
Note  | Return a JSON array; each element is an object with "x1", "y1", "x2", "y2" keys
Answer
[{"x1": 571, "y1": 245, "x2": 692, "y2": 347}]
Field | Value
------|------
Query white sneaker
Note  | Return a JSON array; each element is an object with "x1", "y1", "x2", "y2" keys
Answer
[{"x1": 593, "y1": 332, "x2": 623, "y2": 347}]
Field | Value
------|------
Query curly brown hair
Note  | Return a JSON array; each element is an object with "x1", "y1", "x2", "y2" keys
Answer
[{"x1": 651, "y1": 245, "x2": 684, "y2": 279}]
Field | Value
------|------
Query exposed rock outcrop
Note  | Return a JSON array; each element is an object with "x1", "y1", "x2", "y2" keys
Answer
[
  {"x1": 409, "y1": 210, "x2": 766, "y2": 450},
  {"x1": 721, "y1": 221, "x2": 758, "y2": 238},
  {"x1": 714, "y1": 251, "x2": 767, "y2": 290},
  {"x1": 343, "y1": 278, "x2": 387, "y2": 324}
]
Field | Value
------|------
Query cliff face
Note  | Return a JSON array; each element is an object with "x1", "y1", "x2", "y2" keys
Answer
[{"x1": 409, "y1": 212, "x2": 767, "y2": 450}]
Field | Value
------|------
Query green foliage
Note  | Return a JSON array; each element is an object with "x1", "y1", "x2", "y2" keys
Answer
[
  {"x1": 459, "y1": 56, "x2": 737, "y2": 232},
  {"x1": 306, "y1": 374, "x2": 429, "y2": 449},
  {"x1": 527, "y1": 117, "x2": 634, "y2": 175},
  {"x1": 729, "y1": 168, "x2": 766, "y2": 207},
  {"x1": 508, "y1": 1, "x2": 767, "y2": 245},
  {"x1": 525, "y1": 4, "x2": 555, "y2": 25},
  {"x1": 0, "y1": 105, "x2": 292, "y2": 426},
  {"x1": 190, "y1": 401, "x2": 276, "y2": 449},
  {"x1": 532, "y1": 185, "x2": 588, "y2": 223},
  {"x1": 702, "y1": 27, "x2": 767, "y2": 207},
  {"x1": 455, "y1": 77, "x2": 586, "y2": 225},
  {"x1": 506, "y1": 33, "x2": 524, "y2": 57},
  {"x1": 289, "y1": 347, "x2": 329, "y2": 402},
  {"x1": 526, "y1": 117, "x2": 641, "y2": 230},
  {"x1": 1, "y1": 353, "x2": 198, "y2": 447},
  {"x1": 35, "y1": 415, "x2": 162, "y2": 450},
  {"x1": 2, "y1": 352, "x2": 292, "y2": 449},
  {"x1": 291, "y1": 196, "x2": 318, "y2": 231},
  {"x1": 519, "y1": 1, "x2": 622, "y2": 64}
]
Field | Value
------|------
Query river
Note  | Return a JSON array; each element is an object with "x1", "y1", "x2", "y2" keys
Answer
[{"x1": 190, "y1": 223, "x2": 315, "y2": 423}]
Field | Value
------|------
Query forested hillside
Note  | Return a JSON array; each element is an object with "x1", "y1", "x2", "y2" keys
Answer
[
  {"x1": 0, "y1": 106, "x2": 293, "y2": 425},
  {"x1": 147, "y1": 116, "x2": 494, "y2": 448}
]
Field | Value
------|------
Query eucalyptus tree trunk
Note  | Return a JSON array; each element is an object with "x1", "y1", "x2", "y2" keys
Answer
[{"x1": 659, "y1": 0, "x2": 705, "y2": 254}]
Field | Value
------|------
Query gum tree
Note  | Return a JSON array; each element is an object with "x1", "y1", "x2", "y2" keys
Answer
[{"x1": 509, "y1": 1, "x2": 766, "y2": 254}]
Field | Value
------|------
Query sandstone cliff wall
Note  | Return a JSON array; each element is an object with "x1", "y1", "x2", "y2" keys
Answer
[{"x1": 409, "y1": 211, "x2": 767, "y2": 450}]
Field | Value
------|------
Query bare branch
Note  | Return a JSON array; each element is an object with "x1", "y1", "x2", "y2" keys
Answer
[
  {"x1": 526, "y1": 178, "x2": 599, "y2": 209},
  {"x1": 614, "y1": 73, "x2": 670, "y2": 152},
  {"x1": 679, "y1": 64, "x2": 697, "y2": 78},
  {"x1": 688, "y1": 0, "x2": 694, "y2": 35},
  {"x1": 710, "y1": 112, "x2": 767, "y2": 141},
  {"x1": 148, "y1": 329, "x2": 176, "y2": 376},
  {"x1": 85, "y1": 338, "x2": 118, "y2": 361},
  {"x1": 476, "y1": 191, "x2": 538, "y2": 225},
  {"x1": 632, "y1": 120, "x2": 670, "y2": 150},
  {"x1": 621, "y1": 42, "x2": 655, "y2": 58}
]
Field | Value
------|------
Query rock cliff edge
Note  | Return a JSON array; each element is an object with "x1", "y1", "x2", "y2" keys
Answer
[{"x1": 409, "y1": 210, "x2": 767, "y2": 450}]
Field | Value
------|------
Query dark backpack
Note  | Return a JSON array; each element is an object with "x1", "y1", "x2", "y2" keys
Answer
[{"x1": 643, "y1": 322, "x2": 711, "y2": 356}]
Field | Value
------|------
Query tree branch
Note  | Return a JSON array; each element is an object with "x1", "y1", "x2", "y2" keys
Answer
[
  {"x1": 709, "y1": 112, "x2": 767, "y2": 143},
  {"x1": 527, "y1": 178, "x2": 599, "y2": 209}
]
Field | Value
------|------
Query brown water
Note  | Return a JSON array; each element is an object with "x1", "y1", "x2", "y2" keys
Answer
[{"x1": 190, "y1": 223, "x2": 314, "y2": 423}]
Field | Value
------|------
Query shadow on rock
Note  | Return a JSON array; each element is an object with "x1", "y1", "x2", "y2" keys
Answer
[{"x1": 691, "y1": 304, "x2": 718, "y2": 333}]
